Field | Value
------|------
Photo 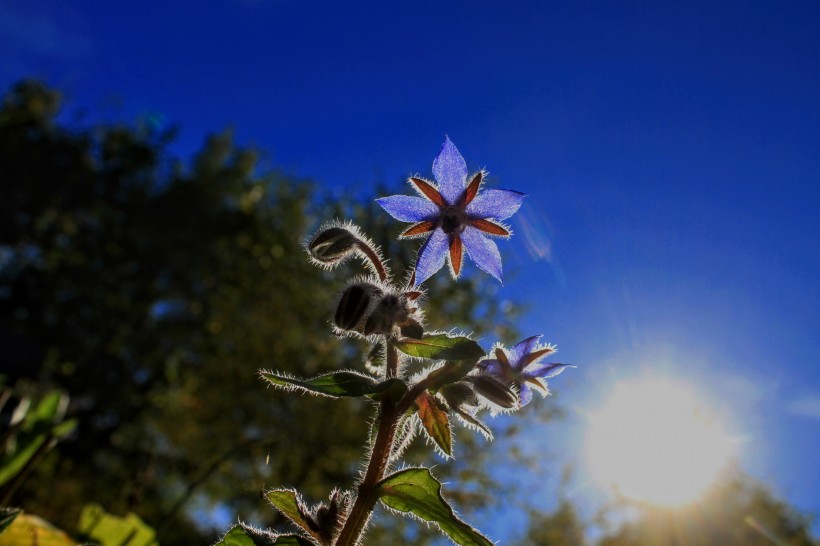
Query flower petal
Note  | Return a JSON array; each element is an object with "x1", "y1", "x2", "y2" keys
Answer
[
  {"x1": 518, "y1": 383, "x2": 534, "y2": 406},
  {"x1": 508, "y1": 335, "x2": 542, "y2": 369},
  {"x1": 432, "y1": 137, "x2": 468, "y2": 205},
  {"x1": 479, "y1": 358, "x2": 516, "y2": 384},
  {"x1": 413, "y1": 228, "x2": 449, "y2": 285},
  {"x1": 479, "y1": 359, "x2": 505, "y2": 376},
  {"x1": 377, "y1": 195, "x2": 440, "y2": 222},
  {"x1": 523, "y1": 362, "x2": 574, "y2": 380},
  {"x1": 460, "y1": 226, "x2": 503, "y2": 282},
  {"x1": 467, "y1": 189, "x2": 526, "y2": 221}
]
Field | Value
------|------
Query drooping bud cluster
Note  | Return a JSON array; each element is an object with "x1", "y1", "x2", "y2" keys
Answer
[
  {"x1": 307, "y1": 222, "x2": 361, "y2": 267},
  {"x1": 334, "y1": 282, "x2": 381, "y2": 331},
  {"x1": 334, "y1": 280, "x2": 424, "y2": 339},
  {"x1": 308, "y1": 225, "x2": 359, "y2": 265}
]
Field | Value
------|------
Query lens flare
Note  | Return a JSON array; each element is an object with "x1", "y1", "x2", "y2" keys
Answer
[
  {"x1": 586, "y1": 377, "x2": 735, "y2": 506},
  {"x1": 516, "y1": 204, "x2": 565, "y2": 286}
]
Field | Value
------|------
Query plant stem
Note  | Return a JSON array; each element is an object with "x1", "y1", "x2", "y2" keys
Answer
[
  {"x1": 355, "y1": 241, "x2": 389, "y2": 282},
  {"x1": 335, "y1": 342, "x2": 400, "y2": 546}
]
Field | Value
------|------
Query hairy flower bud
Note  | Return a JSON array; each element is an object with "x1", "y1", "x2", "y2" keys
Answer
[
  {"x1": 467, "y1": 375, "x2": 518, "y2": 409},
  {"x1": 440, "y1": 381, "x2": 479, "y2": 410},
  {"x1": 308, "y1": 226, "x2": 359, "y2": 264},
  {"x1": 335, "y1": 283, "x2": 381, "y2": 331},
  {"x1": 362, "y1": 292, "x2": 424, "y2": 338}
]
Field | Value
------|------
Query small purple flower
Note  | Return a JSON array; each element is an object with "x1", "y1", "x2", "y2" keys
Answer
[
  {"x1": 377, "y1": 137, "x2": 525, "y2": 285},
  {"x1": 479, "y1": 335, "x2": 572, "y2": 407}
]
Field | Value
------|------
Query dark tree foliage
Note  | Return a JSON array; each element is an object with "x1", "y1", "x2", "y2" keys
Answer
[
  {"x1": 597, "y1": 472, "x2": 817, "y2": 546},
  {"x1": 0, "y1": 80, "x2": 519, "y2": 543},
  {"x1": 518, "y1": 500, "x2": 588, "y2": 546}
]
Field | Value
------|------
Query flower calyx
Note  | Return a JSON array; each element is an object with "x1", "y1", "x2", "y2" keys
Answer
[
  {"x1": 466, "y1": 374, "x2": 519, "y2": 410},
  {"x1": 296, "y1": 489, "x2": 350, "y2": 546},
  {"x1": 334, "y1": 279, "x2": 424, "y2": 340}
]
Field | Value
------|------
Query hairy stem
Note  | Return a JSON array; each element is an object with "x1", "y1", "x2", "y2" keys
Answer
[
  {"x1": 355, "y1": 241, "x2": 389, "y2": 282},
  {"x1": 335, "y1": 342, "x2": 400, "y2": 546}
]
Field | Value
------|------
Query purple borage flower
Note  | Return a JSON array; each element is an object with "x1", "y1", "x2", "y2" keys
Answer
[
  {"x1": 479, "y1": 335, "x2": 573, "y2": 407},
  {"x1": 377, "y1": 137, "x2": 526, "y2": 285}
]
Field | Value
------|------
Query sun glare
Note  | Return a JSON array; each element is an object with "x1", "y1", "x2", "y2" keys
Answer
[{"x1": 585, "y1": 377, "x2": 734, "y2": 506}]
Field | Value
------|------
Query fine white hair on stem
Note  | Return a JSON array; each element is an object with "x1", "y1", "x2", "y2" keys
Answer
[{"x1": 304, "y1": 219, "x2": 391, "y2": 280}]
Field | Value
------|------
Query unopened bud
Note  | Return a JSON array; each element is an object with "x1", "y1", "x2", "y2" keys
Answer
[
  {"x1": 399, "y1": 319, "x2": 424, "y2": 340},
  {"x1": 316, "y1": 500, "x2": 338, "y2": 535},
  {"x1": 308, "y1": 226, "x2": 358, "y2": 264},
  {"x1": 335, "y1": 283, "x2": 381, "y2": 331},
  {"x1": 441, "y1": 382, "x2": 479, "y2": 409},
  {"x1": 468, "y1": 375, "x2": 518, "y2": 409}
]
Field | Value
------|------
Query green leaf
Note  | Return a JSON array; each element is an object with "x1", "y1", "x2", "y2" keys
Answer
[
  {"x1": 260, "y1": 370, "x2": 405, "y2": 399},
  {"x1": 0, "y1": 508, "x2": 21, "y2": 534},
  {"x1": 424, "y1": 360, "x2": 479, "y2": 391},
  {"x1": 376, "y1": 468, "x2": 493, "y2": 546},
  {"x1": 0, "y1": 434, "x2": 50, "y2": 487},
  {"x1": 52, "y1": 418, "x2": 77, "y2": 440},
  {"x1": 25, "y1": 391, "x2": 66, "y2": 428},
  {"x1": 265, "y1": 489, "x2": 319, "y2": 539},
  {"x1": 214, "y1": 525, "x2": 315, "y2": 546},
  {"x1": 395, "y1": 334, "x2": 485, "y2": 361},
  {"x1": 77, "y1": 503, "x2": 158, "y2": 546},
  {"x1": 415, "y1": 392, "x2": 452, "y2": 457}
]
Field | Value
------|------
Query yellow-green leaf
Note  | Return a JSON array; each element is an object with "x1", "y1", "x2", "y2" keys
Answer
[{"x1": 395, "y1": 334, "x2": 484, "y2": 360}]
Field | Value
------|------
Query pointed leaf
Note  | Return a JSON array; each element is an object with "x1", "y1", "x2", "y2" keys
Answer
[
  {"x1": 0, "y1": 434, "x2": 50, "y2": 487},
  {"x1": 260, "y1": 371, "x2": 405, "y2": 399},
  {"x1": 52, "y1": 418, "x2": 77, "y2": 439},
  {"x1": 395, "y1": 334, "x2": 485, "y2": 361},
  {"x1": 425, "y1": 360, "x2": 479, "y2": 391},
  {"x1": 0, "y1": 508, "x2": 21, "y2": 534},
  {"x1": 415, "y1": 392, "x2": 452, "y2": 456},
  {"x1": 214, "y1": 524, "x2": 315, "y2": 546},
  {"x1": 26, "y1": 391, "x2": 67, "y2": 427},
  {"x1": 376, "y1": 468, "x2": 493, "y2": 546},
  {"x1": 453, "y1": 407, "x2": 494, "y2": 441},
  {"x1": 265, "y1": 490, "x2": 320, "y2": 541}
]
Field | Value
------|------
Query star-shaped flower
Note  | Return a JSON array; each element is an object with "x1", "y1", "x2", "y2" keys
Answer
[
  {"x1": 377, "y1": 137, "x2": 525, "y2": 285},
  {"x1": 478, "y1": 335, "x2": 572, "y2": 407}
]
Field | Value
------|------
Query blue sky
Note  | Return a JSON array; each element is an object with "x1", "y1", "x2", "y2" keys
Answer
[{"x1": 3, "y1": 0, "x2": 819, "y2": 540}]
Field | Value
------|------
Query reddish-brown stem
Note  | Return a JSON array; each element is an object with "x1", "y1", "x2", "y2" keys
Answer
[
  {"x1": 355, "y1": 241, "x2": 389, "y2": 282},
  {"x1": 335, "y1": 342, "x2": 400, "y2": 546}
]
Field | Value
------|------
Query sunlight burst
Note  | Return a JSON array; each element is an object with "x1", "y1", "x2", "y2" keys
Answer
[{"x1": 586, "y1": 377, "x2": 734, "y2": 506}]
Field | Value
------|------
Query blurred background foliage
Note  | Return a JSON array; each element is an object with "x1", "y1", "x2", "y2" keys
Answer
[
  {"x1": 0, "y1": 80, "x2": 816, "y2": 545},
  {"x1": 0, "y1": 80, "x2": 521, "y2": 544}
]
